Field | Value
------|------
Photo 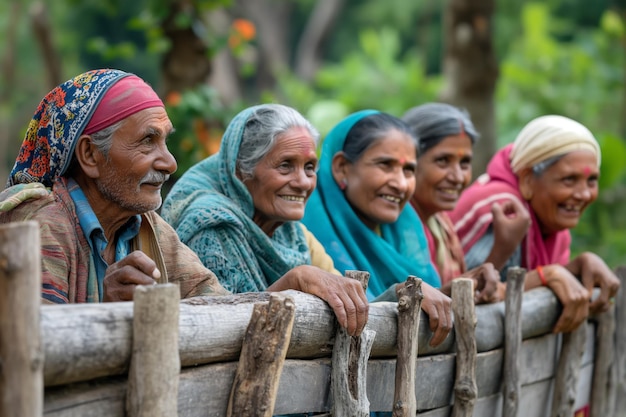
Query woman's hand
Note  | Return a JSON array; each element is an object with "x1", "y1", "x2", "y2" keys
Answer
[
  {"x1": 461, "y1": 262, "x2": 502, "y2": 304},
  {"x1": 420, "y1": 283, "x2": 453, "y2": 347},
  {"x1": 528, "y1": 265, "x2": 590, "y2": 333},
  {"x1": 566, "y1": 252, "x2": 620, "y2": 313},
  {"x1": 487, "y1": 199, "x2": 530, "y2": 270},
  {"x1": 269, "y1": 265, "x2": 369, "y2": 336}
]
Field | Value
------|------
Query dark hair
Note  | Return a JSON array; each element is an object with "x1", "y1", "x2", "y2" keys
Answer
[
  {"x1": 401, "y1": 102, "x2": 478, "y2": 155},
  {"x1": 342, "y1": 113, "x2": 417, "y2": 162}
]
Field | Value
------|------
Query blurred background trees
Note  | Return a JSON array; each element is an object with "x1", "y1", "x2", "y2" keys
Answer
[{"x1": 1, "y1": 0, "x2": 625, "y2": 266}]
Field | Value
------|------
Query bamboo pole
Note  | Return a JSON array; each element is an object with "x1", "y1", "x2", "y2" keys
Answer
[
  {"x1": 502, "y1": 267, "x2": 526, "y2": 417},
  {"x1": 550, "y1": 323, "x2": 587, "y2": 417},
  {"x1": 613, "y1": 266, "x2": 626, "y2": 413},
  {"x1": 126, "y1": 283, "x2": 180, "y2": 417},
  {"x1": 0, "y1": 221, "x2": 43, "y2": 417},
  {"x1": 331, "y1": 270, "x2": 375, "y2": 417},
  {"x1": 590, "y1": 304, "x2": 616, "y2": 417},
  {"x1": 393, "y1": 276, "x2": 423, "y2": 417},
  {"x1": 451, "y1": 278, "x2": 478, "y2": 417},
  {"x1": 226, "y1": 293, "x2": 296, "y2": 417}
]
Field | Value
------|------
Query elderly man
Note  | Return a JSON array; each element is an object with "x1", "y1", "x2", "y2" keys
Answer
[{"x1": 0, "y1": 69, "x2": 367, "y2": 336}]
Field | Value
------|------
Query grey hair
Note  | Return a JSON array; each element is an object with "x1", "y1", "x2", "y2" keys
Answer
[
  {"x1": 88, "y1": 119, "x2": 126, "y2": 158},
  {"x1": 401, "y1": 102, "x2": 479, "y2": 155},
  {"x1": 237, "y1": 104, "x2": 320, "y2": 181},
  {"x1": 532, "y1": 154, "x2": 565, "y2": 176}
]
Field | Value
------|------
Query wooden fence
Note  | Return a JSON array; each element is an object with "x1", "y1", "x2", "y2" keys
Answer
[{"x1": 1, "y1": 221, "x2": 625, "y2": 417}]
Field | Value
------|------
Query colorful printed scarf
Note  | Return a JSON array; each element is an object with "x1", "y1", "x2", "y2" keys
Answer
[
  {"x1": 161, "y1": 106, "x2": 311, "y2": 293},
  {"x1": 423, "y1": 211, "x2": 466, "y2": 285},
  {"x1": 302, "y1": 110, "x2": 441, "y2": 299},
  {"x1": 450, "y1": 144, "x2": 571, "y2": 269},
  {"x1": 7, "y1": 69, "x2": 131, "y2": 188}
]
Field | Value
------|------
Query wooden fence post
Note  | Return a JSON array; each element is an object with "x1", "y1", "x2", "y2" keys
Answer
[
  {"x1": 451, "y1": 278, "x2": 478, "y2": 417},
  {"x1": 227, "y1": 293, "x2": 296, "y2": 417},
  {"x1": 550, "y1": 323, "x2": 587, "y2": 417},
  {"x1": 612, "y1": 266, "x2": 626, "y2": 414},
  {"x1": 393, "y1": 276, "x2": 423, "y2": 417},
  {"x1": 0, "y1": 221, "x2": 43, "y2": 417},
  {"x1": 331, "y1": 270, "x2": 376, "y2": 417},
  {"x1": 126, "y1": 283, "x2": 180, "y2": 417},
  {"x1": 590, "y1": 303, "x2": 616, "y2": 417},
  {"x1": 502, "y1": 267, "x2": 526, "y2": 417}
]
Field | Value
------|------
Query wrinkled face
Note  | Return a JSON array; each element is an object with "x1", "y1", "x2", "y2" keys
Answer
[
  {"x1": 338, "y1": 129, "x2": 417, "y2": 229},
  {"x1": 413, "y1": 134, "x2": 473, "y2": 220},
  {"x1": 523, "y1": 150, "x2": 599, "y2": 235},
  {"x1": 244, "y1": 127, "x2": 318, "y2": 234},
  {"x1": 96, "y1": 107, "x2": 177, "y2": 215}
]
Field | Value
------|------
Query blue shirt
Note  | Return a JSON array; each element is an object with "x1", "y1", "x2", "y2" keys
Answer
[{"x1": 67, "y1": 178, "x2": 141, "y2": 300}]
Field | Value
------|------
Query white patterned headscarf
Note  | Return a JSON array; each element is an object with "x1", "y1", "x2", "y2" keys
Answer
[{"x1": 510, "y1": 115, "x2": 601, "y2": 173}]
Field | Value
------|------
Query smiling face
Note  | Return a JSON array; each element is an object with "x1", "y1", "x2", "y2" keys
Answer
[
  {"x1": 520, "y1": 150, "x2": 599, "y2": 235},
  {"x1": 334, "y1": 129, "x2": 417, "y2": 229},
  {"x1": 243, "y1": 126, "x2": 318, "y2": 235},
  {"x1": 95, "y1": 107, "x2": 177, "y2": 215},
  {"x1": 412, "y1": 134, "x2": 473, "y2": 221}
]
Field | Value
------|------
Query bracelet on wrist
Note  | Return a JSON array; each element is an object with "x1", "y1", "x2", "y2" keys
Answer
[{"x1": 537, "y1": 265, "x2": 548, "y2": 286}]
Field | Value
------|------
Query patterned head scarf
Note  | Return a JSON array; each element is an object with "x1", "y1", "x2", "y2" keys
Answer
[
  {"x1": 510, "y1": 115, "x2": 601, "y2": 173},
  {"x1": 7, "y1": 69, "x2": 164, "y2": 188}
]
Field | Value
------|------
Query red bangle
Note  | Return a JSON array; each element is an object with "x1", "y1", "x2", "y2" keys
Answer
[{"x1": 537, "y1": 265, "x2": 548, "y2": 286}]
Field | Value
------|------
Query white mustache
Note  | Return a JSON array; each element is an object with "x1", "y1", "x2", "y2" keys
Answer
[{"x1": 141, "y1": 172, "x2": 169, "y2": 184}]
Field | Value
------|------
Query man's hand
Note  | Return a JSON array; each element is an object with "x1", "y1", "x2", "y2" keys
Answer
[
  {"x1": 103, "y1": 251, "x2": 160, "y2": 302},
  {"x1": 268, "y1": 265, "x2": 369, "y2": 336},
  {"x1": 420, "y1": 283, "x2": 453, "y2": 347},
  {"x1": 569, "y1": 252, "x2": 620, "y2": 314}
]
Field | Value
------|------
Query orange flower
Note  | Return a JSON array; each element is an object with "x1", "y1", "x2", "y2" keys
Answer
[
  {"x1": 166, "y1": 91, "x2": 182, "y2": 106},
  {"x1": 232, "y1": 19, "x2": 255, "y2": 41}
]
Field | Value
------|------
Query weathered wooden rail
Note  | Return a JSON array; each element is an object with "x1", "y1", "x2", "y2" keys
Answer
[{"x1": 1, "y1": 222, "x2": 624, "y2": 416}]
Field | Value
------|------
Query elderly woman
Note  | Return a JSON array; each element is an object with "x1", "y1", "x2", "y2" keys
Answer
[
  {"x1": 449, "y1": 114, "x2": 620, "y2": 332},
  {"x1": 302, "y1": 110, "x2": 499, "y2": 347},
  {"x1": 402, "y1": 103, "x2": 531, "y2": 286},
  {"x1": 161, "y1": 104, "x2": 368, "y2": 335}
]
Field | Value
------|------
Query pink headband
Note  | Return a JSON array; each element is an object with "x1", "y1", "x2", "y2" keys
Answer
[{"x1": 83, "y1": 75, "x2": 164, "y2": 134}]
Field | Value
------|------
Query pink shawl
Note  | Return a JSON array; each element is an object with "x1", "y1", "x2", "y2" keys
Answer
[{"x1": 449, "y1": 144, "x2": 571, "y2": 269}]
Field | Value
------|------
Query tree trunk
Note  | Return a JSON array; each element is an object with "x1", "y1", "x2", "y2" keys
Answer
[
  {"x1": 440, "y1": 0, "x2": 498, "y2": 177},
  {"x1": 161, "y1": 0, "x2": 212, "y2": 96},
  {"x1": 29, "y1": 1, "x2": 63, "y2": 89},
  {"x1": 294, "y1": 0, "x2": 346, "y2": 82},
  {"x1": 236, "y1": 0, "x2": 293, "y2": 92}
]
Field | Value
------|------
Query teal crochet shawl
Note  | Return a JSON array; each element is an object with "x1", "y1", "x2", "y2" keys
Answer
[
  {"x1": 161, "y1": 106, "x2": 311, "y2": 293},
  {"x1": 302, "y1": 110, "x2": 441, "y2": 300}
]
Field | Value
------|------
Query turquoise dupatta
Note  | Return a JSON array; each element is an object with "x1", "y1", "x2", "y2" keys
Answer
[{"x1": 302, "y1": 110, "x2": 440, "y2": 299}]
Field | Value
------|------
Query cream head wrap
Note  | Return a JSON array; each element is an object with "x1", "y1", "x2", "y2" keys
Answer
[{"x1": 510, "y1": 115, "x2": 601, "y2": 173}]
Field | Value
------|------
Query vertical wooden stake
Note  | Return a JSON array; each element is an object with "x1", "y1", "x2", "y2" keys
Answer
[
  {"x1": 227, "y1": 293, "x2": 296, "y2": 417},
  {"x1": 126, "y1": 283, "x2": 180, "y2": 417},
  {"x1": 331, "y1": 270, "x2": 376, "y2": 417},
  {"x1": 590, "y1": 303, "x2": 616, "y2": 417},
  {"x1": 550, "y1": 323, "x2": 587, "y2": 417},
  {"x1": 393, "y1": 276, "x2": 423, "y2": 417},
  {"x1": 502, "y1": 266, "x2": 526, "y2": 417},
  {"x1": 451, "y1": 278, "x2": 478, "y2": 417},
  {"x1": 611, "y1": 266, "x2": 626, "y2": 413},
  {"x1": 0, "y1": 221, "x2": 43, "y2": 417}
]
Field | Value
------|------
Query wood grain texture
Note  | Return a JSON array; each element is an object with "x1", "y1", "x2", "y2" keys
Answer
[
  {"x1": 226, "y1": 293, "x2": 295, "y2": 417},
  {"x1": 502, "y1": 267, "x2": 525, "y2": 417},
  {"x1": 0, "y1": 221, "x2": 43, "y2": 417},
  {"x1": 126, "y1": 284, "x2": 180, "y2": 417},
  {"x1": 451, "y1": 278, "x2": 477, "y2": 417},
  {"x1": 393, "y1": 276, "x2": 423, "y2": 417}
]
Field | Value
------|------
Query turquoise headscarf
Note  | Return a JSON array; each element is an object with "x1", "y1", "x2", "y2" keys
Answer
[
  {"x1": 302, "y1": 110, "x2": 440, "y2": 299},
  {"x1": 161, "y1": 105, "x2": 311, "y2": 293}
]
